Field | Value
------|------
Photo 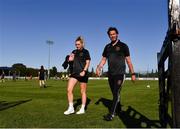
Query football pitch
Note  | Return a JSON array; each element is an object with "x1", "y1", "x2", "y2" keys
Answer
[{"x1": 0, "y1": 79, "x2": 161, "y2": 128}]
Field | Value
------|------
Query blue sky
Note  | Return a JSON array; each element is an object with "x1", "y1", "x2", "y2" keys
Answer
[{"x1": 0, "y1": 0, "x2": 168, "y2": 72}]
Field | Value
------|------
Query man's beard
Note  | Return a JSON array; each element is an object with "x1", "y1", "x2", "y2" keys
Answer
[{"x1": 111, "y1": 39, "x2": 118, "y2": 44}]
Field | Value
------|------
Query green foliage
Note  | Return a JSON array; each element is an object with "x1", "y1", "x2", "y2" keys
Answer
[
  {"x1": 26, "y1": 68, "x2": 39, "y2": 77},
  {"x1": 50, "y1": 66, "x2": 58, "y2": 77},
  {"x1": 12, "y1": 63, "x2": 26, "y2": 76}
]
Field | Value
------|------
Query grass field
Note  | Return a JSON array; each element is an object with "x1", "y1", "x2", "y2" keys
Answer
[{"x1": 0, "y1": 79, "x2": 161, "y2": 128}]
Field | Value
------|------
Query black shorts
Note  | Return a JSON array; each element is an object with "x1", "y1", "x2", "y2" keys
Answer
[
  {"x1": 70, "y1": 74, "x2": 89, "y2": 83},
  {"x1": 39, "y1": 76, "x2": 45, "y2": 80}
]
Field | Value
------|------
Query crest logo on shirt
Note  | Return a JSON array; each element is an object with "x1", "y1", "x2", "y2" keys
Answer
[
  {"x1": 115, "y1": 46, "x2": 120, "y2": 51},
  {"x1": 79, "y1": 52, "x2": 83, "y2": 57}
]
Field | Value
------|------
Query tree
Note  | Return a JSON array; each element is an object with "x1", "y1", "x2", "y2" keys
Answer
[
  {"x1": 151, "y1": 69, "x2": 154, "y2": 74},
  {"x1": 26, "y1": 67, "x2": 39, "y2": 77},
  {"x1": 12, "y1": 63, "x2": 26, "y2": 76},
  {"x1": 50, "y1": 66, "x2": 57, "y2": 77}
]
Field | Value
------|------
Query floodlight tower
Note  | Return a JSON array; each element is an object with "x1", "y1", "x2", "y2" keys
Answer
[{"x1": 46, "y1": 40, "x2": 54, "y2": 79}]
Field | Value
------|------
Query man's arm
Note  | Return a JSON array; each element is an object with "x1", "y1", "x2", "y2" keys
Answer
[
  {"x1": 96, "y1": 57, "x2": 107, "y2": 76},
  {"x1": 125, "y1": 56, "x2": 136, "y2": 81}
]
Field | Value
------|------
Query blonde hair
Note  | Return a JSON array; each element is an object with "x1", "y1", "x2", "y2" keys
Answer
[{"x1": 75, "y1": 36, "x2": 85, "y2": 48}]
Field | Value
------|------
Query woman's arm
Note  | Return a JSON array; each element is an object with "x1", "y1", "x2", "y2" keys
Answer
[{"x1": 80, "y1": 60, "x2": 90, "y2": 77}]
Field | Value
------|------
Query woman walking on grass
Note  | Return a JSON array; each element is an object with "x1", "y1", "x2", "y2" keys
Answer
[{"x1": 64, "y1": 36, "x2": 91, "y2": 115}]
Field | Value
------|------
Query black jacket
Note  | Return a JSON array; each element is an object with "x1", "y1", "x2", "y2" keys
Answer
[{"x1": 62, "y1": 55, "x2": 73, "y2": 74}]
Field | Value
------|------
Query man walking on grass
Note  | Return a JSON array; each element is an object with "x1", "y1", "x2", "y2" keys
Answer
[{"x1": 96, "y1": 27, "x2": 136, "y2": 121}]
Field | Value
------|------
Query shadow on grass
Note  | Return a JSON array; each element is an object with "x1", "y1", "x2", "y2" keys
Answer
[
  {"x1": 44, "y1": 85, "x2": 52, "y2": 88},
  {"x1": 0, "y1": 99, "x2": 32, "y2": 111},
  {"x1": 95, "y1": 97, "x2": 122, "y2": 114},
  {"x1": 95, "y1": 97, "x2": 112, "y2": 111},
  {"x1": 95, "y1": 97, "x2": 161, "y2": 128},
  {"x1": 74, "y1": 98, "x2": 91, "y2": 110}
]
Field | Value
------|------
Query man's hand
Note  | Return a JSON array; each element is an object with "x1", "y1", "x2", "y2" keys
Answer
[
  {"x1": 96, "y1": 66, "x2": 101, "y2": 77},
  {"x1": 96, "y1": 57, "x2": 106, "y2": 77},
  {"x1": 131, "y1": 75, "x2": 136, "y2": 83}
]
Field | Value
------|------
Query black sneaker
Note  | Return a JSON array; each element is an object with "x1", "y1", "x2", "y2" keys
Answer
[{"x1": 103, "y1": 113, "x2": 114, "y2": 121}]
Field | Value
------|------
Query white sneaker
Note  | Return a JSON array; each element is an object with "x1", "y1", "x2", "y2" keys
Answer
[
  {"x1": 64, "y1": 107, "x2": 74, "y2": 115},
  {"x1": 76, "y1": 108, "x2": 85, "y2": 114}
]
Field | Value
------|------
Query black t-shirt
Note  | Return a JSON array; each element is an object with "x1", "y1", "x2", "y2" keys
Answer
[
  {"x1": 72, "y1": 48, "x2": 91, "y2": 76},
  {"x1": 39, "y1": 69, "x2": 45, "y2": 80},
  {"x1": 102, "y1": 40, "x2": 130, "y2": 75}
]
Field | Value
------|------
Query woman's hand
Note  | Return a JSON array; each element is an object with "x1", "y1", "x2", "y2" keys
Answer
[
  {"x1": 68, "y1": 53, "x2": 75, "y2": 61},
  {"x1": 80, "y1": 71, "x2": 86, "y2": 77}
]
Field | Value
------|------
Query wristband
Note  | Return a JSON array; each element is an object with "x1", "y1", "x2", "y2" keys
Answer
[
  {"x1": 97, "y1": 66, "x2": 102, "y2": 72},
  {"x1": 131, "y1": 73, "x2": 135, "y2": 75}
]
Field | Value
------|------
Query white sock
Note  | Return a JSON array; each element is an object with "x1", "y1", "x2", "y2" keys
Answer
[
  {"x1": 69, "y1": 102, "x2": 73, "y2": 108},
  {"x1": 81, "y1": 104, "x2": 85, "y2": 110}
]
